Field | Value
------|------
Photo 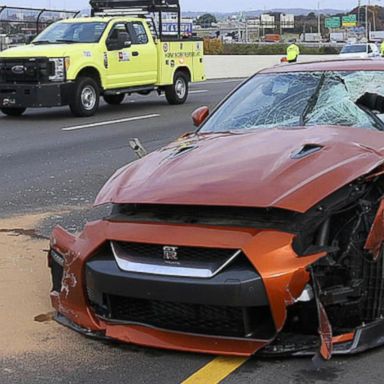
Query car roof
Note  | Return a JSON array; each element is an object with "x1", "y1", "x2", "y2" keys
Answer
[{"x1": 261, "y1": 59, "x2": 384, "y2": 74}]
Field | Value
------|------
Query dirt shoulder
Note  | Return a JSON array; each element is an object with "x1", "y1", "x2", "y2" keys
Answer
[{"x1": 0, "y1": 213, "x2": 65, "y2": 357}]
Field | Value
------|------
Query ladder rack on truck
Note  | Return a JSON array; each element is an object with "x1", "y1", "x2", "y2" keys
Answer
[{"x1": 90, "y1": 0, "x2": 182, "y2": 39}]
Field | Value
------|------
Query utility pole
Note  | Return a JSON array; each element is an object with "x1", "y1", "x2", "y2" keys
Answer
[
  {"x1": 245, "y1": 19, "x2": 248, "y2": 43},
  {"x1": 358, "y1": 0, "x2": 361, "y2": 25},
  {"x1": 317, "y1": 1, "x2": 321, "y2": 42},
  {"x1": 366, "y1": 0, "x2": 369, "y2": 41}
]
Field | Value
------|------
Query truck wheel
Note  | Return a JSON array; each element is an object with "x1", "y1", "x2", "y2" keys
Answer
[
  {"x1": 69, "y1": 77, "x2": 100, "y2": 117},
  {"x1": 165, "y1": 72, "x2": 189, "y2": 105},
  {"x1": 1, "y1": 107, "x2": 26, "y2": 116},
  {"x1": 103, "y1": 94, "x2": 125, "y2": 105}
]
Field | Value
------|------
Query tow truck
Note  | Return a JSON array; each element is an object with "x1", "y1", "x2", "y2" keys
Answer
[{"x1": 0, "y1": 0, "x2": 205, "y2": 117}]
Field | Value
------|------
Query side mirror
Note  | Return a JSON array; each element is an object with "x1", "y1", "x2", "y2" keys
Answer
[{"x1": 192, "y1": 106, "x2": 209, "y2": 127}]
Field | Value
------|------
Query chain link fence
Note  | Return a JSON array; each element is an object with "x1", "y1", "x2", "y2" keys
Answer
[{"x1": 0, "y1": 6, "x2": 80, "y2": 50}]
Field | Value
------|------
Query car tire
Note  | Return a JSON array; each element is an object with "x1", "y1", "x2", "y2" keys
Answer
[
  {"x1": 69, "y1": 77, "x2": 100, "y2": 117},
  {"x1": 1, "y1": 107, "x2": 26, "y2": 116},
  {"x1": 103, "y1": 94, "x2": 125, "y2": 105},
  {"x1": 165, "y1": 71, "x2": 189, "y2": 105}
]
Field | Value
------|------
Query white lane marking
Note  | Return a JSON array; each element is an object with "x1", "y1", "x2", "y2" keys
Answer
[
  {"x1": 190, "y1": 90, "x2": 209, "y2": 94},
  {"x1": 160, "y1": 89, "x2": 208, "y2": 97},
  {"x1": 62, "y1": 114, "x2": 160, "y2": 131},
  {"x1": 203, "y1": 79, "x2": 244, "y2": 84}
]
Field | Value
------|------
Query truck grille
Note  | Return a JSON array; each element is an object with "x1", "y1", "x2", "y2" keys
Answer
[{"x1": 0, "y1": 58, "x2": 53, "y2": 83}]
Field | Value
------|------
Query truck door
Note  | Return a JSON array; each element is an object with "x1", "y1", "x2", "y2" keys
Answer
[
  {"x1": 126, "y1": 21, "x2": 158, "y2": 85},
  {"x1": 105, "y1": 22, "x2": 133, "y2": 88}
]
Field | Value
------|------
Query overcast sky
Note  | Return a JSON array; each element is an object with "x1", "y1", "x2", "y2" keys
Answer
[{"x1": 2, "y1": 0, "x2": 366, "y2": 12}]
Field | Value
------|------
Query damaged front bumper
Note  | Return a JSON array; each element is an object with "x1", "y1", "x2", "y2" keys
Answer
[
  {"x1": 262, "y1": 318, "x2": 384, "y2": 356},
  {"x1": 55, "y1": 310, "x2": 384, "y2": 356},
  {"x1": 48, "y1": 217, "x2": 384, "y2": 357}
]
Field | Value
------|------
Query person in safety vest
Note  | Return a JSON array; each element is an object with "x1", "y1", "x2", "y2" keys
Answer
[
  {"x1": 381, "y1": 40, "x2": 384, "y2": 57},
  {"x1": 287, "y1": 40, "x2": 300, "y2": 63}
]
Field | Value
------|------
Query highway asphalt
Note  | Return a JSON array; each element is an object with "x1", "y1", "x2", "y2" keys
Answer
[
  {"x1": 0, "y1": 80, "x2": 240, "y2": 217},
  {"x1": 2, "y1": 79, "x2": 384, "y2": 384}
]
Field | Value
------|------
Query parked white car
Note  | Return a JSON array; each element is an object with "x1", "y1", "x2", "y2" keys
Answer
[{"x1": 339, "y1": 43, "x2": 380, "y2": 59}]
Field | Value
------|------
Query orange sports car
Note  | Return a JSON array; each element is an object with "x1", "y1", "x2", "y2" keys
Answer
[{"x1": 49, "y1": 60, "x2": 384, "y2": 360}]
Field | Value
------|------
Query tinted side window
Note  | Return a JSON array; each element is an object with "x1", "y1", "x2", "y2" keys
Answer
[
  {"x1": 131, "y1": 22, "x2": 148, "y2": 44},
  {"x1": 110, "y1": 23, "x2": 129, "y2": 39}
]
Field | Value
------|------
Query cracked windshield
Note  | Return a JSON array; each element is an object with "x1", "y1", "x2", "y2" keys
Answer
[{"x1": 200, "y1": 71, "x2": 384, "y2": 133}]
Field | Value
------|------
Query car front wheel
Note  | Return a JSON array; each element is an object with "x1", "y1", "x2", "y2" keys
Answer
[{"x1": 69, "y1": 77, "x2": 100, "y2": 117}]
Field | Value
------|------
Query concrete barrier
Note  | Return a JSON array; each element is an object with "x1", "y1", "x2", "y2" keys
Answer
[{"x1": 204, "y1": 55, "x2": 340, "y2": 79}]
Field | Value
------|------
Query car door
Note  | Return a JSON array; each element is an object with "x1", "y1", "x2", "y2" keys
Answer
[
  {"x1": 105, "y1": 22, "x2": 133, "y2": 89},
  {"x1": 126, "y1": 21, "x2": 158, "y2": 85}
]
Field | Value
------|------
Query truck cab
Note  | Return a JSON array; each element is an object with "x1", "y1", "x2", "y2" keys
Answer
[{"x1": 0, "y1": 0, "x2": 205, "y2": 117}]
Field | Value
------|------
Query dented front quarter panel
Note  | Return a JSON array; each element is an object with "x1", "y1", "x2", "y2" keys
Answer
[
  {"x1": 243, "y1": 231, "x2": 325, "y2": 331},
  {"x1": 50, "y1": 223, "x2": 105, "y2": 331}
]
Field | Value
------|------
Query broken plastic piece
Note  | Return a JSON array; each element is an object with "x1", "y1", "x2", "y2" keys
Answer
[
  {"x1": 128, "y1": 138, "x2": 148, "y2": 159},
  {"x1": 365, "y1": 199, "x2": 384, "y2": 261},
  {"x1": 310, "y1": 268, "x2": 333, "y2": 361}
]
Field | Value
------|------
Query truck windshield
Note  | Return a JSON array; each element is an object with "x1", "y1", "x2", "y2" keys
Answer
[
  {"x1": 199, "y1": 71, "x2": 384, "y2": 134},
  {"x1": 33, "y1": 22, "x2": 107, "y2": 44}
]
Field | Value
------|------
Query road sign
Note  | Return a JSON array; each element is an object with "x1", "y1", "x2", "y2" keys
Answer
[
  {"x1": 325, "y1": 17, "x2": 341, "y2": 29},
  {"x1": 342, "y1": 15, "x2": 357, "y2": 27},
  {"x1": 370, "y1": 31, "x2": 384, "y2": 41},
  {"x1": 162, "y1": 22, "x2": 193, "y2": 35}
]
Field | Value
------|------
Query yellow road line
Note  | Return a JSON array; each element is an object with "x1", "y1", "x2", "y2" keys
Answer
[{"x1": 181, "y1": 356, "x2": 248, "y2": 384}]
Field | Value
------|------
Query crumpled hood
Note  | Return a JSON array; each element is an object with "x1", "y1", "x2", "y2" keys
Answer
[{"x1": 95, "y1": 126, "x2": 384, "y2": 213}]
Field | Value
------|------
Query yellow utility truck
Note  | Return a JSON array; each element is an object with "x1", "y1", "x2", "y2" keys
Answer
[{"x1": 0, "y1": 0, "x2": 205, "y2": 117}]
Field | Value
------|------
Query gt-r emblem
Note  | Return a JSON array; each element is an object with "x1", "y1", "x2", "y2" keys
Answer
[{"x1": 163, "y1": 246, "x2": 178, "y2": 261}]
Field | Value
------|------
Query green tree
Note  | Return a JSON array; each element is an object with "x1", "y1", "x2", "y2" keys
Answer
[{"x1": 196, "y1": 13, "x2": 217, "y2": 28}]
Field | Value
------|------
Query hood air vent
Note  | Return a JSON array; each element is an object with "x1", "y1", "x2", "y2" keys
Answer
[{"x1": 291, "y1": 144, "x2": 324, "y2": 160}]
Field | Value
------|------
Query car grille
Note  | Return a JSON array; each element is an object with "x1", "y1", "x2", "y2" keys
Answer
[
  {"x1": 85, "y1": 244, "x2": 276, "y2": 339},
  {"x1": 111, "y1": 241, "x2": 241, "y2": 278},
  {"x1": 114, "y1": 241, "x2": 236, "y2": 263},
  {"x1": 109, "y1": 295, "x2": 245, "y2": 337},
  {"x1": 93, "y1": 294, "x2": 273, "y2": 338},
  {"x1": 0, "y1": 58, "x2": 53, "y2": 83}
]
